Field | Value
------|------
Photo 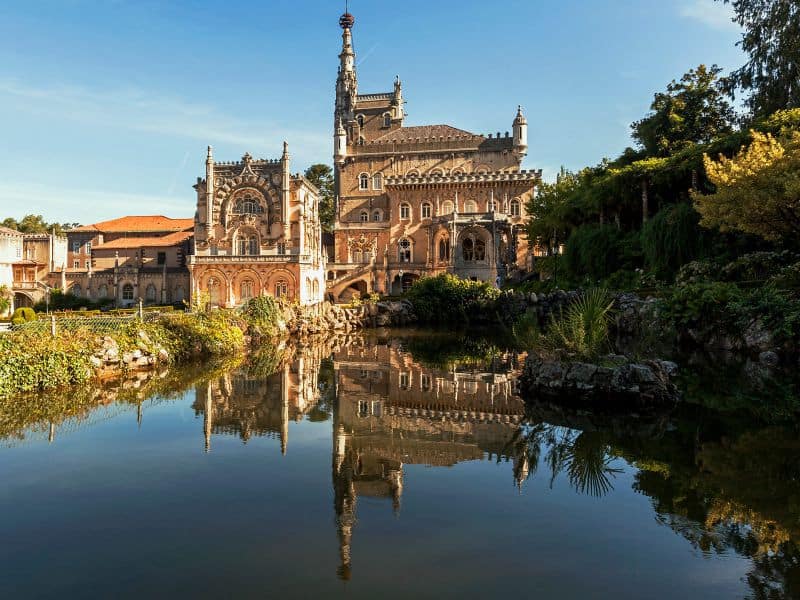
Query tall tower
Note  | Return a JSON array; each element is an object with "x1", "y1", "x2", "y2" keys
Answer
[{"x1": 334, "y1": 9, "x2": 357, "y2": 206}]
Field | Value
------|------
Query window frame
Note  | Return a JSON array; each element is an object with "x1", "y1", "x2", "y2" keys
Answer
[
  {"x1": 399, "y1": 203, "x2": 411, "y2": 220},
  {"x1": 358, "y1": 173, "x2": 370, "y2": 190}
]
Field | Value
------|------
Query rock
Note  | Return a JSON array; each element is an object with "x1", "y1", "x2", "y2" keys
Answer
[
  {"x1": 528, "y1": 292, "x2": 538, "y2": 304},
  {"x1": 138, "y1": 330, "x2": 152, "y2": 346},
  {"x1": 132, "y1": 349, "x2": 143, "y2": 359},
  {"x1": 157, "y1": 348, "x2": 169, "y2": 362},
  {"x1": 742, "y1": 319, "x2": 774, "y2": 352},
  {"x1": 122, "y1": 352, "x2": 134, "y2": 364},
  {"x1": 90, "y1": 355, "x2": 102, "y2": 368}
]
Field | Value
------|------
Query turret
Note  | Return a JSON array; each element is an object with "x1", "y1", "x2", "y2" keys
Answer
[
  {"x1": 513, "y1": 105, "x2": 528, "y2": 159},
  {"x1": 392, "y1": 75, "x2": 404, "y2": 122},
  {"x1": 334, "y1": 117, "x2": 347, "y2": 165},
  {"x1": 281, "y1": 141, "x2": 291, "y2": 241},
  {"x1": 205, "y1": 146, "x2": 214, "y2": 236}
]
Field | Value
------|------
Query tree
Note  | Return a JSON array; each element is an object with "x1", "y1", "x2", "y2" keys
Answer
[
  {"x1": 632, "y1": 65, "x2": 735, "y2": 157},
  {"x1": 694, "y1": 130, "x2": 800, "y2": 242},
  {"x1": 719, "y1": 0, "x2": 800, "y2": 118},
  {"x1": 525, "y1": 168, "x2": 582, "y2": 252},
  {"x1": 1, "y1": 215, "x2": 74, "y2": 234},
  {"x1": 304, "y1": 164, "x2": 335, "y2": 233}
]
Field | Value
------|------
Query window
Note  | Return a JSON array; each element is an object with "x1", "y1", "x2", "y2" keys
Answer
[
  {"x1": 438, "y1": 238, "x2": 451, "y2": 262},
  {"x1": 421, "y1": 202, "x2": 431, "y2": 219},
  {"x1": 398, "y1": 238, "x2": 411, "y2": 263},
  {"x1": 488, "y1": 199, "x2": 497, "y2": 212},
  {"x1": 85, "y1": 241, "x2": 92, "y2": 253},
  {"x1": 383, "y1": 113, "x2": 391, "y2": 127},
  {"x1": 72, "y1": 241, "x2": 81, "y2": 254},
  {"x1": 73, "y1": 260, "x2": 80, "y2": 269},
  {"x1": 175, "y1": 286, "x2": 185, "y2": 302},
  {"x1": 463, "y1": 238, "x2": 473, "y2": 261},
  {"x1": 122, "y1": 283, "x2": 134, "y2": 301},
  {"x1": 249, "y1": 237, "x2": 259, "y2": 256},
  {"x1": 360, "y1": 210, "x2": 368, "y2": 223},
  {"x1": 441, "y1": 200, "x2": 454, "y2": 215},
  {"x1": 357, "y1": 114, "x2": 365, "y2": 128},
  {"x1": 71, "y1": 284, "x2": 82, "y2": 297},
  {"x1": 352, "y1": 250, "x2": 362, "y2": 263},
  {"x1": 85, "y1": 260, "x2": 91, "y2": 270},
  {"x1": 359, "y1": 173, "x2": 369, "y2": 190},
  {"x1": 98, "y1": 284, "x2": 108, "y2": 299},
  {"x1": 145, "y1": 284, "x2": 157, "y2": 302},
  {"x1": 399, "y1": 372, "x2": 410, "y2": 390},
  {"x1": 421, "y1": 374, "x2": 431, "y2": 392},
  {"x1": 358, "y1": 136, "x2": 365, "y2": 146},
  {"x1": 157, "y1": 252, "x2": 166, "y2": 265},
  {"x1": 240, "y1": 279, "x2": 254, "y2": 301},
  {"x1": 275, "y1": 280, "x2": 288, "y2": 298},
  {"x1": 210, "y1": 245, "x2": 219, "y2": 256},
  {"x1": 510, "y1": 199, "x2": 521, "y2": 217},
  {"x1": 464, "y1": 200, "x2": 478, "y2": 213},
  {"x1": 400, "y1": 203, "x2": 411, "y2": 220},
  {"x1": 277, "y1": 242, "x2": 286, "y2": 255},
  {"x1": 372, "y1": 209, "x2": 383, "y2": 222},
  {"x1": 233, "y1": 195, "x2": 263, "y2": 214},
  {"x1": 372, "y1": 173, "x2": 382, "y2": 190},
  {"x1": 358, "y1": 400, "x2": 369, "y2": 418}
]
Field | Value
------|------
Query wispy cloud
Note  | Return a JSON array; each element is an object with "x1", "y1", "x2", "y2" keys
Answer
[
  {"x1": 679, "y1": 0, "x2": 739, "y2": 31},
  {"x1": 0, "y1": 78, "x2": 330, "y2": 163}
]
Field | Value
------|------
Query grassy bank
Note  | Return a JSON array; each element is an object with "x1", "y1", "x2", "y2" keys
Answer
[{"x1": 0, "y1": 297, "x2": 287, "y2": 397}]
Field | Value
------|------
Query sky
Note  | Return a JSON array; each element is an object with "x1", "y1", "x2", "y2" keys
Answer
[{"x1": 0, "y1": 0, "x2": 744, "y2": 224}]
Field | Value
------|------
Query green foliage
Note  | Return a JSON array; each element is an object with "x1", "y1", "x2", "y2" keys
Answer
[
  {"x1": 159, "y1": 311, "x2": 245, "y2": 358},
  {"x1": 403, "y1": 333, "x2": 502, "y2": 370},
  {"x1": 563, "y1": 225, "x2": 629, "y2": 281},
  {"x1": 0, "y1": 285, "x2": 10, "y2": 315},
  {"x1": 304, "y1": 164, "x2": 335, "y2": 233},
  {"x1": 525, "y1": 168, "x2": 582, "y2": 249},
  {"x1": 34, "y1": 289, "x2": 111, "y2": 312},
  {"x1": 239, "y1": 296, "x2": 284, "y2": 337},
  {"x1": 720, "y1": 0, "x2": 800, "y2": 117},
  {"x1": 661, "y1": 282, "x2": 744, "y2": 329},
  {"x1": 11, "y1": 307, "x2": 36, "y2": 325},
  {"x1": 641, "y1": 203, "x2": 708, "y2": 279},
  {"x1": 404, "y1": 273, "x2": 501, "y2": 323},
  {"x1": 541, "y1": 288, "x2": 615, "y2": 359},
  {"x1": 632, "y1": 64, "x2": 734, "y2": 157},
  {"x1": 512, "y1": 308, "x2": 541, "y2": 349},
  {"x1": 0, "y1": 329, "x2": 94, "y2": 396}
]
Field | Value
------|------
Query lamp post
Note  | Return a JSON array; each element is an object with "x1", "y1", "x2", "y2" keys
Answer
[{"x1": 552, "y1": 229, "x2": 559, "y2": 289}]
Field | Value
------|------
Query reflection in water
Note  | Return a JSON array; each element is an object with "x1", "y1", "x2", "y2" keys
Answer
[
  {"x1": 330, "y1": 336, "x2": 526, "y2": 579},
  {"x1": 2, "y1": 331, "x2": 800, "y2": 597}
]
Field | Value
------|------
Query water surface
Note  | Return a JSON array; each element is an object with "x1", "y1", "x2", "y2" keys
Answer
[{"x1": 1, "y1": 330, "x2": 798, "y2": 599}]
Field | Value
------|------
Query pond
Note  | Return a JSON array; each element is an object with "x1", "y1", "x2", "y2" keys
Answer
[{"x1": 1, "y1": 329, "x2": 798, "y2": 599}]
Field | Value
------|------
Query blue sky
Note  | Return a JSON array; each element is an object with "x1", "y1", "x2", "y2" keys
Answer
[{"x1": 0, "y1": 0, "x2": 743, "y2": 224}]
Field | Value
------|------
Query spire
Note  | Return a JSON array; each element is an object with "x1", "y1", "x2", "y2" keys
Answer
[{"x1": 513, "y1": 105, "x2": 528, "y2": 159}]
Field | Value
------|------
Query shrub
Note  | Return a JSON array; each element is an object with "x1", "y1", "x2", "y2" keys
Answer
[
  {"x1": 564, "y1": 225, "x2": 629, "y2": 282},
  {"x1": 159, "y1": 311, "x2": 245, "y2": 358},
  {"x1": 239, "y1": 296, "x2": 284, "y2": 337},
  {"x1": 11, "y1": 307, "x2": 36, "y2": 325},
  {"x1": 661, "y1": 282, "x2": 744, "y2": 329},
  {"x1": 641, "y1": 203, "x2": 708, "y2": 279},
  {"x1": 542, "y1": 288, "x2": 615, "y2": 359},
  {"x1": 404, "y1": 273, "x2": 500, "y2": 323}
]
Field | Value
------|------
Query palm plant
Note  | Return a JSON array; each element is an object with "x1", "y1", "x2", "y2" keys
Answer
[{"x1": 543, "y1": 288, "x2": 615, "y2": 359}]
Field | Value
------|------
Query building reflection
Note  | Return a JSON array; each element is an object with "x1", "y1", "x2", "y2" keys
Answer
[
  {"x1": 192, "y1": 352, "x2": 322, "y2": 454},
  {"x1": 331, "y1": 337, "x2": 526, "y2": 580}
]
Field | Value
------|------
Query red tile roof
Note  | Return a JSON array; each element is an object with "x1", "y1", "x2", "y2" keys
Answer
[
  {"x1": 0, "y1": 225, "x2": 23, "y2": 236},
  {"x1": 93, "y1": 230, "x2": 193, "y2": 250},
  {"x1": 73, "y1": 215, "x2": 194, "y2": 233},
  {"x1": 373, "y1": 124, "x2": 477, "y2": 143}
]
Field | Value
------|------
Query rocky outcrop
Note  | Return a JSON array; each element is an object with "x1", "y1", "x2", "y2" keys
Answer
[
  {"x1": 521, "y1": 354, "x2": 680, "y2": 404},
  {"x1": 282, "y1": 300, "x2": 416, "y2": 336},
  {"x1": 91, "y1": 331, "x2": 171, "y2": 377}
]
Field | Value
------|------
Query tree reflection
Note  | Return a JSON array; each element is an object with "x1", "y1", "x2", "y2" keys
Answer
[{"x1": 505, "y1": 423, "x2": 622, "y2": 497}]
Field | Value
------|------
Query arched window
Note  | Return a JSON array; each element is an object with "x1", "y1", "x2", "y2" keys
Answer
[
  {"x1": 510, "y1": 199, "x2": 521, "y2": 217},
  {"x1": 352, "y1": 249, "x2": 362, "y2": 263},
  {"x1": 98, "y1": 284, "x2": 108, "y2": 299},
  {"x1": 488, "y1": 199, "x2": 497, "y2": 212},
  {"x1": 359, "y1": 210, "x2": 369, "y2": 223},
  {"x1": 372, "y1": 173, "x2": 382, "y2": 190},
  {"x1": 438, "y1": 238, "x2": 451, "y2": 262},
  {"x1": 372, "y1": 209, "x2": 383, "y2": 222},
  {"x1": 359, "y1": 173, "x2": 369, "y2": 190},
  {"x1": 441, "y1": 200, "x2": 454, "y2": 215},
  {"x1": 357, "y1": 114, "x2": 365, "y2": 129},
  {"x1": 475, "y1": 238, "x2": 486, "y2": 260},
  {"x1": 207, "y1": 277, "x2": 221, "y2": 305},
  {"x1": 421, "y1": 202, "x2": 432, "y2": 219},
  {"x1": 383, "y1": 113, "x2": 391, "y2": 127},
  {"x1": 72, "y1": 284, "x2": 82, "y2": 297},
  {"x1": 175, "y1": 286, "x2": 185, "y2": 302},
  {"x1": 313, "y1": 279, "x2": 319, "y2": 298},
  {"x1": 240, "y1": 279, "x2": 254, "y2": 301},
  {"x1": 398, "y1": 238, "x2": 412, "y2": 263},
  {"x1": 400, "y1": 203, "x2": 411, "y2": 220},
  {"x1": 145, "y1": 284, "x2": 157, "y2": 303},
  {"x1": 462, "y1": 238, "x2": 474, "y2": 261},
  {"x1": 122, "y1": 283, "x2": 134, "y2": 301},
  {"x1": 275, "y1": 280, "x2": 288, "y2": 298},
  {"x1": 234, "y1": 195, "x2": 263, "y2": 215},
  {"x1": 464, "y1": 200, "x2": 478, "y2": 213},
  {"x1": 305, "y1": 278, "x2": 312, "y2": 298}
]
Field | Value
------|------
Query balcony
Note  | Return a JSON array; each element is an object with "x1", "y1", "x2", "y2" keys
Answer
[{"x1": 189, "y1": 254, "x2": 313, "y2": 265}]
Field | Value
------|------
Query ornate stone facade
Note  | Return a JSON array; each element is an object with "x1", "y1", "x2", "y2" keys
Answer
[
  {"x1": 189, "y1": 143, "x2": 326, "y2": 307},
  {"x1": 329, "y1": 12, "x2": 541, "y2": 300}
]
